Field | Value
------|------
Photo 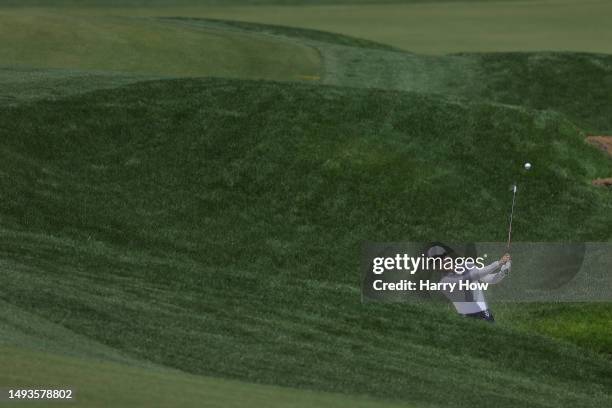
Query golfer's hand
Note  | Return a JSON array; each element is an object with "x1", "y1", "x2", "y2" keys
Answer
[{"x1": 499, "y1": 253, "x2": 511, "y2": 265}]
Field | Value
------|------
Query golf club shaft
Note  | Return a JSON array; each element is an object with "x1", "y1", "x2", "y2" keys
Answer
[{"x1": 506, "y1": 184, "x2": 517, "y2": 250}]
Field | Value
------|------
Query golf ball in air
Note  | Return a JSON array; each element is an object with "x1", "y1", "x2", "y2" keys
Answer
[{"x1": 524, "y1": 162, "x2": 532, "y2": 170}]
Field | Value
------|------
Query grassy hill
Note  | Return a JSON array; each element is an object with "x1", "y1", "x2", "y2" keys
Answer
[
  {"x1": 5, "y1": 15, "x2": 612, "y2": 132},
  {"x1": 158, "y1": 18, "x2": 612, "y2": 133},
  {"x1": 1, "y1": 78, "x2": 611, "y2": 408},
  {"x1": 1, "y1": 3, "x2": 612, "y2": 408}
]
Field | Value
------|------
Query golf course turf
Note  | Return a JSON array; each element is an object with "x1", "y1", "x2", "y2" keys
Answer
[
  {"x1": 1, "y1": 347, "x2": 412, "y2": 408},
  {"x1": 1, "y1": 1, "x2": 612, "y2": 407},
  {"x1": 0, "y1": 12, "x2": 321, "y2": 79}
]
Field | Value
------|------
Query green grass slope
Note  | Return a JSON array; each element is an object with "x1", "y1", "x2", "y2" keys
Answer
[
  {"x1": 1, "y1": 347, "x2": 409, "y2": 408},
  {"x1": 0, "y1": 67, "x2": 161, "y2": 107},
  {"x1": 317, "y1": 46, "x2": 612, "y2": 133},
  {"x1": 0, "y1": 299, "x2": 153, "y2": 366},
  {"x1": 497, "y1": 303, "x2": 612, "y2": 358},
  {"x1": 0, "y1": 12, "x2": 320, "y2": 79},
  {"x1": 5, "y1": 1, "x2": 612, "y2": 55},
  {"x1": 460, "y1": 52, "x2": 612, "y2": 134},
  {"x1": 3, "y1": 14, "x2": 611, "y2": 133},
  {"x1": 1, "y1": 8, "x2": 612, "y2": 408},
  {"x1": 137, "y1": 0, "x2": 612, "y2": 55},
  {"x1": 167, "y1": 19, "x2": 612, "y2": 133},
  {"x1": 1, "y1": 78, "x2": 611, "y2": 408},
  {"x1": 166, "y1": 17, "x2": 399, "y2": 51}
]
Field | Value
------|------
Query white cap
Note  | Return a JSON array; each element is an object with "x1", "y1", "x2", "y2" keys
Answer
[{"x1": 426, "y1": 245, "x2": 447, "y2": 257}]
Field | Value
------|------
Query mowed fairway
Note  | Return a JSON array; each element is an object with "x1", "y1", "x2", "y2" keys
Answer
[
  {"x1": 0, "y1": 11, "x2": 320, "y2": 79},
  {"x1": 43, "y1": 0, "x2": 612, "y2": 54},
  {"x1": 0, "y1": 347, "x2": 409, "y2": 408}
]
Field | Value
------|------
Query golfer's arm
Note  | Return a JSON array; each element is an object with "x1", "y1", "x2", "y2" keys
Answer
[
  {"x1": 466, "y1": 261, "x2": 500, "y2": 280},
  {"x1": 480, "y1": 262, "x2": 510, "y2": 284}
]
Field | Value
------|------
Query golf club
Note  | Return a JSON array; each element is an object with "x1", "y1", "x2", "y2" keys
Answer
[
  {"x1": 507, "y1": 162, "x2": 532, "y2": 250},
  {"x1": 506, "y1": 183, "x2": 518, "y2": 251}
]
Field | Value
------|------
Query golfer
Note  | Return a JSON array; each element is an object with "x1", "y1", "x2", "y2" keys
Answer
[{"x1": 426, "y1": 245, "x2": 510, "y2": 322}]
